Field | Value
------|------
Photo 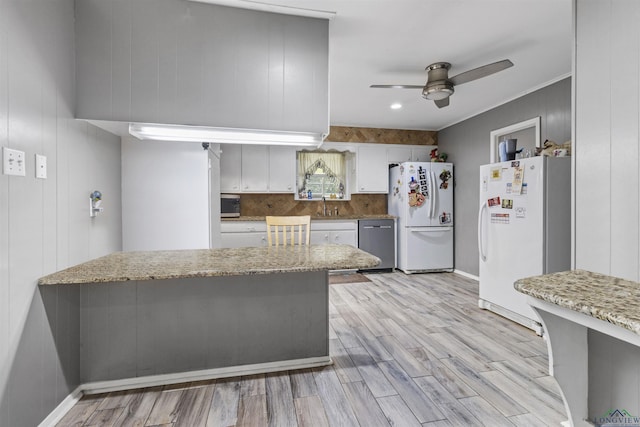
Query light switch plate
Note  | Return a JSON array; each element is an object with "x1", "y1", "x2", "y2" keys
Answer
[
  {"x1": 3, "y1": 147, "x2": 26, "y2": 176},
  {"x1": 35, "y1": 154, "x2": 47, "y2": 179}
]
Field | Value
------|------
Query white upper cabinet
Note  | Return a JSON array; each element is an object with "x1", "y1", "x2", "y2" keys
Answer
[
  {"x1": 269, "y1": 146, "x2": 296, "y2": 192},
  {"x1": 353, "y1": 145, "x2": 389, "y2": 193},
  {"x1": 241, "y1": 146, "x2": 269, "y2": 192},
  {"x1": 220, "y1": 145, "x2": 296, "y2": 193},
  {"x1": 412, "y1": 146, "x2": 434, "y2": 162},
  {"x1": 220, "y1": 144, "x2": 242, "y2": 193},
  {"x1": 387, "y1": 145, "x2": 437, "y2": 163},
  {"x1": 387, "y1": 146, "x2": 413, "y2": 163},
  {"x1": 75, "y1": 1, "x2": 329, "y2": 135}
]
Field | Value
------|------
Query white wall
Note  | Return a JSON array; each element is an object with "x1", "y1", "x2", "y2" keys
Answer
[
  {"x1": 122, "y1": 137, "x2": 210, "y2": 251},
  {"x1": 574, "y1": 0, "x2": 640, "y2": 281},
  {"x1": 574, "y1": 0, "x2": 640, "y2": 419},
  {"x1": 0, "y1": 1, "x2": 122, "y2": 426}
]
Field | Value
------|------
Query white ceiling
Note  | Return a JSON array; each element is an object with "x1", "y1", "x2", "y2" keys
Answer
[{"x1": 249, "y1": 0, "x2": 573, "y2": 131}]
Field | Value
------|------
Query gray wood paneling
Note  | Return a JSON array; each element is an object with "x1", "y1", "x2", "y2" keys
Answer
[
  {"x1": 0, "y1": 0, "x2": 123, "y2": 425},
  {"x1": 438, "y1": 78, "x2": 571, "y2": 276},
  {"x1": 81, "y1": 272, "x2": 329, "y2": 383},
  {"x1": 75, "y1": 0, "x2": 329, "y2": 135},
  {"x1": 575, "y1": 0, "x2": 640, "y2": 282},
  {"x1": 0, "y1": 0, "x2": 9, "y2": 423},
  {"x1": 573, "y1": 0, "x2": 640, "y2": 419},
  {"x1": 575, "y1": 0, "x2": 612, "y2": 276}
]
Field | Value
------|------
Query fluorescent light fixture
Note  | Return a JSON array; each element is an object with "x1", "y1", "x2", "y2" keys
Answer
[
  {"x1": 129, "y1": 123, "x2": 324, "y2": 147},
  {"x1": 390, "y1": 103, "x2": 402, "y2": 110},
  {"x1": 188, "y1": 0, "x2": 336, "y2": 20}
]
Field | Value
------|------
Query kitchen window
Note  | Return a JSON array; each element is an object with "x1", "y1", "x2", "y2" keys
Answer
[{"x1": 296, "y1": 151, "x2": 349, "y2": 200}]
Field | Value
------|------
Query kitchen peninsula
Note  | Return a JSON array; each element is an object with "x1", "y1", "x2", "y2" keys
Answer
[
  {"x1": 515, "y1": 270, "x2": 640, "y2": 427},
  {"x1": 39, "y1": 244, "x2": 379, "y2": 394}
]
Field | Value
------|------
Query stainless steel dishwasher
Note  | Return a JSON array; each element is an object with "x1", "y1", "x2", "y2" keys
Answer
[{"x1": 358, "y1": 219, "x2": 395, "y2": 271}]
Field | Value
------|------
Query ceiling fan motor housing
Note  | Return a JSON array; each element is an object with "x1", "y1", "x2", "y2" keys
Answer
[{"x1": 422, "y1": 62, "x2": 454, "y2": 100}]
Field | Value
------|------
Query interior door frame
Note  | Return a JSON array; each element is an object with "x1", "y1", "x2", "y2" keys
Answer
[{"x1": 489, "y1": 117, "x2": 541, "y2": 163}]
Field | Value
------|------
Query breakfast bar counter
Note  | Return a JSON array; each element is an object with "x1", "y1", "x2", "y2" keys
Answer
[
  {"x1": 515, "y1": 270, "x2": 640, "y2": 427},
  {"x1": 38, "y1": 244, "x2": 380, "y2": 284},
  {"x1": 39, "y1": 245, "x2": 379, "y2": 394}
]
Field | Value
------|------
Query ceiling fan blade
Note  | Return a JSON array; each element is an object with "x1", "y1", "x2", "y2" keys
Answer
[
  {"x1": 449, "y1": 59, "x2": 513, "y2": 86},
  {"x1": 369, "y1": 85, "x2": 424, "y2": 89},
  {"x1": 434, "y1": 97, "x2": 450, "y2": 108}
]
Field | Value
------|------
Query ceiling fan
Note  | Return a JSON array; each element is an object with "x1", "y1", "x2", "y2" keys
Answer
[{"x1": 370, "y1": 59, "x2": 514, "y2": 108}]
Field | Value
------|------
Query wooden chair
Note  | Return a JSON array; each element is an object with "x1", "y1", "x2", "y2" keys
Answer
[{"x1": 265, "y1": 215, "x2": 311, "y2": 246}]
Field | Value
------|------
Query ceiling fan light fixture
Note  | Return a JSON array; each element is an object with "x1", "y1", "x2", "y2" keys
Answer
[{"x1": 422, "y1": 83, "x2": 454, "y2": 101}]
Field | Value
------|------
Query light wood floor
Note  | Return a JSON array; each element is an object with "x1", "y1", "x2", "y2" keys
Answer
[{"x1": 56, "y1": 272, "x2": 566, "y2": 427}]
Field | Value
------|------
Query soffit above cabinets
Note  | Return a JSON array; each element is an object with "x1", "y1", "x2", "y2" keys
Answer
[{"x1": 75, "y1": 0, "x2": 329, "y2": 142}]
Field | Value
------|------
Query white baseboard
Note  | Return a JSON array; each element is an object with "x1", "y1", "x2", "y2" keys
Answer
[
  {"x1": 82, "y1": 355, "x2": 331, "y2": 395},
  {"x1": 38, "y1": 386, "x2": 83, "y2": 427},
  {"x1": 453, "y1": 269, "x2": 479, "y2": 281},
  {"x1": 40, "y1": 356, "x2": 332, "y2": 425}
]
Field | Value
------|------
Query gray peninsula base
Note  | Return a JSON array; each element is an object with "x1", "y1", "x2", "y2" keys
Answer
[{"x1": 80, "y1": 271, "x2": 329, "y2": 392}]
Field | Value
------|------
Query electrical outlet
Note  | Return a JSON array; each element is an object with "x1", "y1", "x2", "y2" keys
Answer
[
  {"x1": 3, "y1": 147, "x2": 26, "y2": 176},
  {"x1": 35, "y1": 154, "x2": 47, "y2": 179}
]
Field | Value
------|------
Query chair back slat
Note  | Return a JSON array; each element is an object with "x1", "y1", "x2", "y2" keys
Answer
[{"x1": 265, "y1": 215, "x2": 311, "y2": 246}]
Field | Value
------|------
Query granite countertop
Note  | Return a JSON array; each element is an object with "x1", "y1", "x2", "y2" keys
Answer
[
  {"x1": 514, "y1": 269, "x2": 640, "y2": 335},
  {"x1": 38, "y1": 244, "x2": 381, "y2": 285},
  {"x1": 223, "y1": 214, "x2": 396, "y2": 221}
]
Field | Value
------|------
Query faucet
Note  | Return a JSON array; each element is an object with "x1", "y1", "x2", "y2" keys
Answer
[{"x1": 322, "y1": 196, "x2": 327, "y2": 216}]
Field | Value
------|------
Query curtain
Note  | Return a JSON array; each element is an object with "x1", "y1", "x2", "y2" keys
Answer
[{"x1": 298, "y1": 152, "x2": 345, "y2": 177}]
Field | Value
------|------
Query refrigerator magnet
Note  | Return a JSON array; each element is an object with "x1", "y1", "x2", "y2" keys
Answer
[
  {"x1": 490, "y1": 213, "x2": 510, "y2": 224},
  {"x1": 505, "y1": 183, "x2": 512, "y2": 194},
  {"x1": 488, "y1": 196, "x2": 501, "y2": 207},
  {"x1": 511, "y1": 166, "x2": 524, "y2": 194},
  {"x1": 439, "y1": 212, "x2": 452, "y2": 224},
  {"x1": 515, "y1": 207, "x2": 526, "y2": 218},
  {"x1": 490, "y1": 167, "x2": 502, "y2": 180},
  {"x1": 501, "y1": 199, "x2": 513, "y2": 209},
  {"x1": 439, "y1": 169, "x2": 452, "y2": 189}
]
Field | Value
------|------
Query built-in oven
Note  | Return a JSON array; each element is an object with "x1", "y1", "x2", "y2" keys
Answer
[{"x1": 221, "y1": 194, "x2": 241, "y2": 218}]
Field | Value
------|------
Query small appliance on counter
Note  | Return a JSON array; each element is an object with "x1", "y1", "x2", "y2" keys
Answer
[{"x1": 221, "y1": 194, "x2": 240, "y2": 218}]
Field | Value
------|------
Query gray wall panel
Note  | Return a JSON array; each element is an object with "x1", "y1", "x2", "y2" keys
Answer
[
  {"x1": 573, "y1": 0, "x2": 640, "y2": 415},
  {"x1": 81, "y1": 273, "x2": 328, "y2": 383},
  {"x1": 0, "y1": 0, "x2": 122, "y2": 425},
  {"x1": 0, "y1": 0, "x2": 9, "y2": 424},
  {"x1": 75, "y1": 0, "x2": 330, "y2": 134},
  {"x1": 438, "y1": 77, "x2": 571, "y2": 276}
]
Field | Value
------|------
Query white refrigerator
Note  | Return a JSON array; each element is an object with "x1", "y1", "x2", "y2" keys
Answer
[
  {"x1": 389, "y1": 162, "x2": 454, "y2": 273},
  {"x1": 478, "y1": 156, "x2": 571, "y2": 334}
]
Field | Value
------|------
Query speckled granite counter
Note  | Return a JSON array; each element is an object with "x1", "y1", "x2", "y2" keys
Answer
[
  {"x1": 514, "y1": 269, "x2": 640, "y2": 335},
  {"x1": 38, "y1": 244, "x2": 380, "y2": 285},
  {"x1": 515, "y1": 269, "x2": 640, "y2": 426},
  {"x1": 222, "y1": 214, "x2": 396, "y2": 221}
]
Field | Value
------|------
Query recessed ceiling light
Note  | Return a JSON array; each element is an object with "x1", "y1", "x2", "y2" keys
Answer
[{"x1": 390, "y1": 103, "x2": 402, "y2": 110}]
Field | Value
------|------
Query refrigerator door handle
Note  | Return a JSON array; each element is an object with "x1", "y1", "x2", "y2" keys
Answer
[
  {"x1": 478, "y1": 202, "x2": 488, "y2": 262},
  {"x1": 429, "y1": 171, "x2": 437, "y2": 219}
]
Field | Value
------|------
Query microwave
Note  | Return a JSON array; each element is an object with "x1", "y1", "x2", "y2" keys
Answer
[{"x1": 221, "y1": 194, "x2": 240, "y2": 218}]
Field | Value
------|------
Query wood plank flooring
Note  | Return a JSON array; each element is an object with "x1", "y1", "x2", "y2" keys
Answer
[{"x1": 55, "y1": 272, "x2": 566, "y2": 427}]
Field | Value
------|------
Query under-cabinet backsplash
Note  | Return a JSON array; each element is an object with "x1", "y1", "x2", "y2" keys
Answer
[{"x1": 239, "y1": 194, "x2": 387, "y2": 217}]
